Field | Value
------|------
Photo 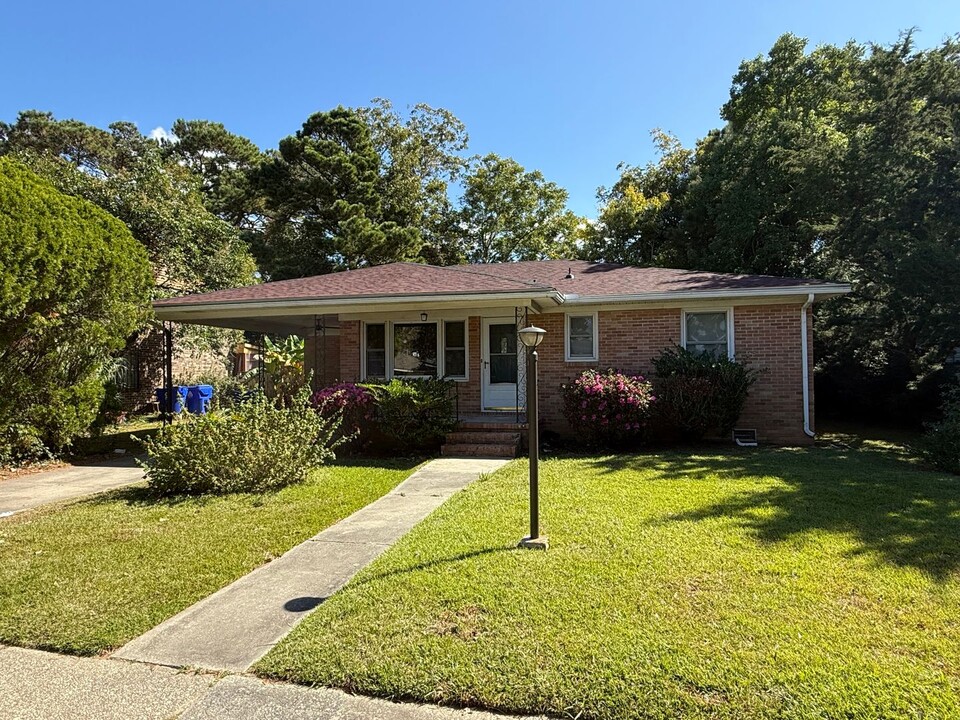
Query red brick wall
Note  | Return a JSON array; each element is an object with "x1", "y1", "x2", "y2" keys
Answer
[
  {"x1": 118, "y1": 330, "x2": 165, "y2": 413},
  {"x1": 456, "y1": 316, "x2": 482, "y2": 412},
  {"x1": 339, "y1": 320, "x2": 361, "y2": 382},
  {"x1": 734, "y1": 304, "x2": 814, "y2": 445}
]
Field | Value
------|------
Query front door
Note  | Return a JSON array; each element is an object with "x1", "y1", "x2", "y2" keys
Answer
[{"x1": 481, "y1": 318, "x2": 522, "y2": 410}]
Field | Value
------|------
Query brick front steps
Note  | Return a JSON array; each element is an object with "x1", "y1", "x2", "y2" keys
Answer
[{"x1": 441, "y1": 420, "x2": 526, "y2": 458}]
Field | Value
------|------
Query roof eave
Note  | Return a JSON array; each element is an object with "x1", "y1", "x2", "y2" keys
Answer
[
  {"x1": 153, "y1": 289, "x2": 565, "y2": 321},
  {"x1": 562, "y1": 284, "x2": 852, "y2": 305}
]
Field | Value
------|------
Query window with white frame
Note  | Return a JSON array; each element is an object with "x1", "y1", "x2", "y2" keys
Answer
[
  {"x1": 683, "y1": 310, "x2": 733, "y2": 358},
  {"x1": 364, "y1": 323, "x2": 387, "y2": 379},
  {"x1": 565, "y1": 312, "x2": 598, "y2": 362},
  {"x1": 443, "y1": 321, "x2": 467, "y2": 379},
  {"x1": 363, "y1": 320, "x2": 468, "y2": 381}
]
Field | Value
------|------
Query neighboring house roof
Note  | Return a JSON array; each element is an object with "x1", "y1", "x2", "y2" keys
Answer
[{"x1": 153, "y1": 260, "x2": 850, "y2": 333}]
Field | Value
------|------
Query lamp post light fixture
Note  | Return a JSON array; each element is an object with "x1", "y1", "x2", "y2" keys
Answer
[{"x1": 517, "y1": 324, "x2": 548, "y2": 550}]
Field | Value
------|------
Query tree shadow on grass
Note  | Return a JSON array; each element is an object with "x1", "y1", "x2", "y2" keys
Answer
[
  {"x1": 582, "y1": 446, "x2": 960, "y2": 580},
  {"x1": 81, "y1": 456, "x2": 428, "y2": 510},
  {"x1": 349, "y1": 546, "x2": 515, "y2": 590}
]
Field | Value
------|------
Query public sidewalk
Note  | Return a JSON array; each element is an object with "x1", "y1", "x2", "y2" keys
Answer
[
  {"x1": 115, "y1": 457, "x2": 509, "y2": 672},
  {"x1": 0, "y1": 645, "x2": 544, "y2": 720},
  {"x1": 0, "y1": 454, "x2": 144, "y2": 517}
]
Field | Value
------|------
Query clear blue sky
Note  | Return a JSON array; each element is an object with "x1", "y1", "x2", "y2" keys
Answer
[{"x1": 2, "y1": 1, "x2": 957, "y2": 216}]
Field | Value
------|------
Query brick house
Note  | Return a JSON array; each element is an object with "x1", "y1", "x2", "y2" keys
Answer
[{"x1": 153, "y1": 260, "x2": 850, "y2": 447}]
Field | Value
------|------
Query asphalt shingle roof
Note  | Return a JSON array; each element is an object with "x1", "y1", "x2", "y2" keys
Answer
[{"x1": 155, "y1": 260, "x2": 839, "y2": 308}]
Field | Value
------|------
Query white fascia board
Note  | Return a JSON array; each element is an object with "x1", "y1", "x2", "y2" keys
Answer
[
  {"x1": 560, "y1": 284, "x2": 851, "y2": 306},
  {"x1": 153, "y1": 290, "x2": 563, "y2": 322}
]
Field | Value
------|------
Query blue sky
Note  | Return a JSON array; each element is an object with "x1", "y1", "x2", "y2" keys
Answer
[{"x1": 2, "y1": 1, "x2": 958, "y2": 216}]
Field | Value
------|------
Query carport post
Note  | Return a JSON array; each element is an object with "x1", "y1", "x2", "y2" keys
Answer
[{"x1": 162, "y1": 321, "x2": 174, "y2": 425}]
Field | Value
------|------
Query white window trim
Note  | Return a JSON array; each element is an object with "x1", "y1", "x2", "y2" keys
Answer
[
  {"x1": 680, "y1": 307, "x2": 735, "y2": 359},
  {"x1": 362, "y1": 319, "x2": 469, "y2": 382},
  {"x1": 565, "y1": 311, "x2": 599, "y2": 363}
]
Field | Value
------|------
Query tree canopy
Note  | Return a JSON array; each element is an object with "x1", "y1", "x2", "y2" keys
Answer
[
  {"x1": 253, "y1": 106, "x2": 423, "y2": 279},
  {"x1": 455, "y1": 153, "x2": 582, "y2": 264}
]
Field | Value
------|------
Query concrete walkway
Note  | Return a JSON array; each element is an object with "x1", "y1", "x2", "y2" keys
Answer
[
  {"x1": 0, "y1": 454, "x2": 144, "y2": 517},
  {"x1": 115, "y1": 457, "x2": 508, "y2": 672},
  {"x1": 0, "y1": 646, "x2": 544, "y2": 720}
]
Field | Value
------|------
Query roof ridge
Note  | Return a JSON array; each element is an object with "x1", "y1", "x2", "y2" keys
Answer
[{"x1": 401, "y1": 261, "x2": 556, "y2": 291}]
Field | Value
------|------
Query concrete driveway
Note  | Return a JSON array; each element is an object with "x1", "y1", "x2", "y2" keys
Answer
[{"x1": 0, "y1": 455, "x2": 145, "y2": 517}]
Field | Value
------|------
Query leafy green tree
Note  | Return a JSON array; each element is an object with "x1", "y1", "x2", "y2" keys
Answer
[
  {"x1": 359, "y1": 98, "x2": 469, "y2": 265},
  {"x1": 0, "y1": 158, "x2": 152, "y2": 457},
  {"x1": 456, "y1": 153, "x2": 582, "y2": 263},
  {"x1": 0, "y1": 111, "x2": 257, "y2": 297},
  {"x1": 254, "y1": 106, "x2": 422, "y2": 279},
  {"x1": 583, "y1": 130, "x2": 694, "y2": 266},
  {"x1": 819, "y1": 35, "x2": 960, "y2": 416},
  {"x1": 682, "y1": 34, "x2": 860, "y2": 277},
  {"x1": 165, "y1": 119, "x2": 266, "y2": 230}
]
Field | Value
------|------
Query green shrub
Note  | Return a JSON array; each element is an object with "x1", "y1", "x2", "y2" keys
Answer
[
  {"x1": 919, "y1": 382, "x2": 960, "y2": 474},
  {"x1": 140, "y1": 388, "x2": 343, "y2": 496},
  {"x1": 364, "y1": 379, "x2": 456, "y2": 449},
  {"x1": 0, "y1": 158, "x2": 152, "y2": 455},
  {"x1": 0, "y1": 423, "x2": 50, "y2": 467},
  {"x1": 652, "y1": 346, "x2": 760, "y2": 440}
]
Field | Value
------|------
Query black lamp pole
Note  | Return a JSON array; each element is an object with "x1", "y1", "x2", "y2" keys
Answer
[
  {"x1": 517, "y1": 324, "x2": 547, "y2": 550},
  {"x1": 528, "y1": 345, "x2": 539, "y2": 539}
]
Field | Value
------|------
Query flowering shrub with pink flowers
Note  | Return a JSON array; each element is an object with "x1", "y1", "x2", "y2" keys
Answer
[
  {"x1": 310, "y1": 383, "x2": 375, "y2": 437},
  {"x1": 561, "y1": 369, "x2": 656, "y2": 448}
]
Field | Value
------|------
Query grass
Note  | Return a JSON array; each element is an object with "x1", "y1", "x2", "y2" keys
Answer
[
  {"x1": 257, "y1": 440, "x2": 960, "y2": 719},
  {"x1": 0, "y1": 458, "x2": 421, "y2": 655}
]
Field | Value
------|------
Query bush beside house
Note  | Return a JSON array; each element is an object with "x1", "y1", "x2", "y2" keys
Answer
[
  {"x1": 0, "y1": 158, "x2": 152, "y2": 464},
  {"x1": 651, "y1": 347, "x2": 760, "y2": 441},
  {"x1": 561, "y1": 369, "x2": 656, "y2": 449},
  {"x1": 310, "y1": 378, "x2": 455, "y2": 454}
]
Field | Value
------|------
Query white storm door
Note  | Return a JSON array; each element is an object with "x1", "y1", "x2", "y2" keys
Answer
[{"x1": 481, "y1": 318, "x2": 521, "y2": 410}]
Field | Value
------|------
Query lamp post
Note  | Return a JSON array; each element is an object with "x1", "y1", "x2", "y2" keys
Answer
[{"x1": 518, "y1": 324, "x2": 548, "y2": 550}]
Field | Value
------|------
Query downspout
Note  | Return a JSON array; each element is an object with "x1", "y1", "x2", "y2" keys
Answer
[{"x1": 800, "y1": 293, "x2": 815, "y2": 438}]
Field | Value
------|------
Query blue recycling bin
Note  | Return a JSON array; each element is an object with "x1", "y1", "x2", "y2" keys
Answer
[
  {"x1": 186, "y1": 384, "x2": 214, "y2": 414},
  {"x1": 155, "y1": 386, "x2": 187, "y2": 414}
]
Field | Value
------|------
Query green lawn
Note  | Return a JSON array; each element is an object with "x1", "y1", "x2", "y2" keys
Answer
[
  {"x1": 0, "y1": 459, "x2": 420, "y2": 655},
  {"x1": 258, "y1": 440, "x2": 960, "y2": 719}
]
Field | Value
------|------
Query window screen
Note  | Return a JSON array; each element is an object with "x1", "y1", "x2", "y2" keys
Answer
[
  {"x1": 444, "y1": 321, "x2": 466, "y2": 378},
  {"x1": 567, "y1": 314, "x2": 596, "y2": 359},
  {"x1": 393, "y1": 323, "x2": 438, "y2": 377},
  {"x1": 365, "y1": 323, "x2": 386, "y2": 379},
  {"x1": 684, "y1": 311, "x2": 729, "y2": 357}
]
